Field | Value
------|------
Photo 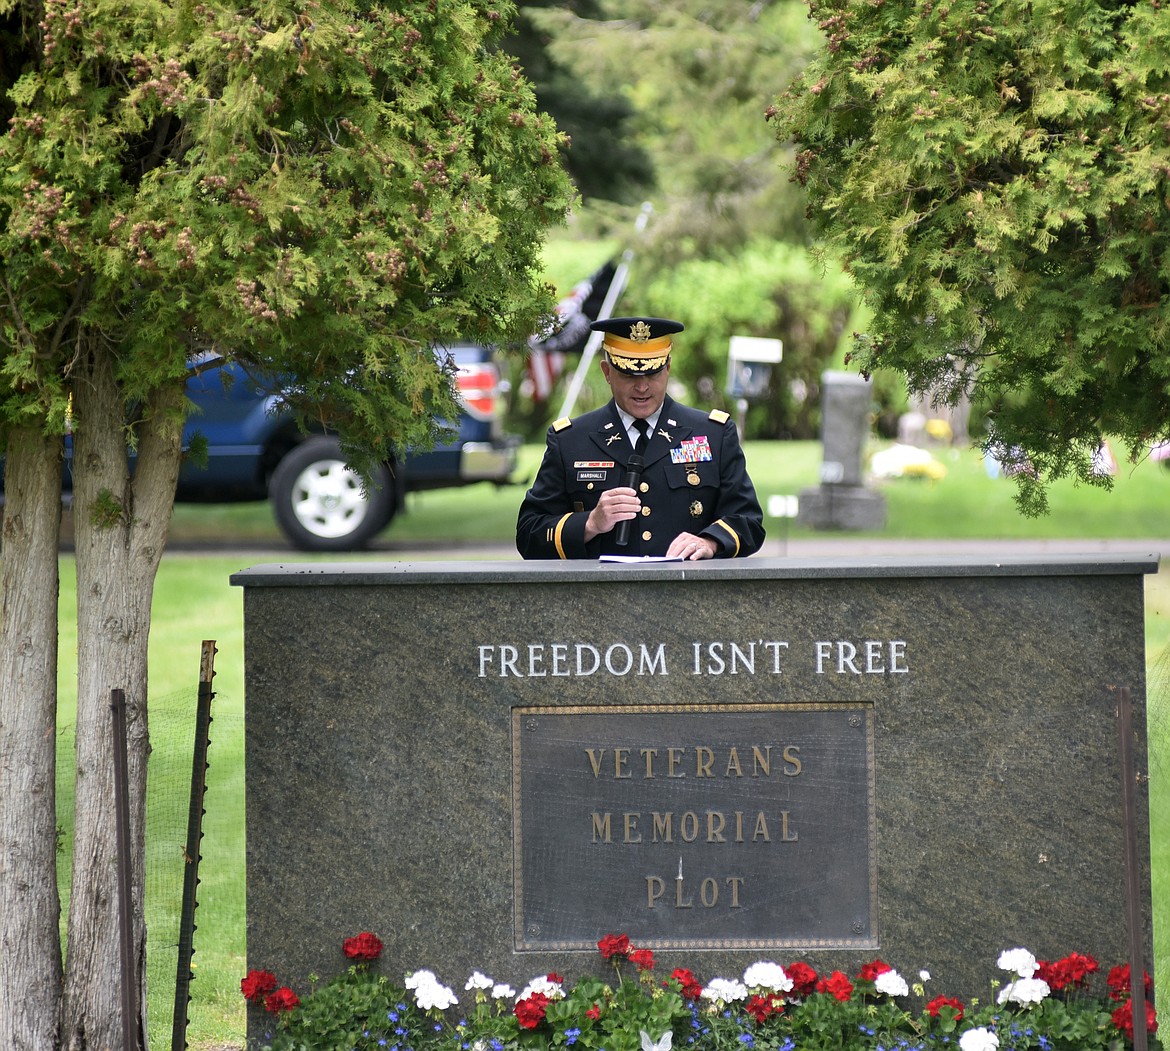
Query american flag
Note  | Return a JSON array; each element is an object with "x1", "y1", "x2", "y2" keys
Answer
[{"x1": 526, "y1": 262, "x2": 616, "y2": 403}]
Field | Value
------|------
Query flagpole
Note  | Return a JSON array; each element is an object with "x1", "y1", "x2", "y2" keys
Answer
[{"x1": 555, "y1": 202, "x2": 653, "y2": 421}]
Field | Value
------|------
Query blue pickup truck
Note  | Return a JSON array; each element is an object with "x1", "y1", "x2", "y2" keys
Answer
[
  {"x1": 176, "y1": 344, "x2": 518, "y2": 550},
  {"x1": 0, "y1": 344, "x2": 518, "y2": 551}
]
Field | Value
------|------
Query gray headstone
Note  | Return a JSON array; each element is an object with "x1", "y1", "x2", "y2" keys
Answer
[{"x1": 798, "y1": 372, "x2": 886, "y2": 530}]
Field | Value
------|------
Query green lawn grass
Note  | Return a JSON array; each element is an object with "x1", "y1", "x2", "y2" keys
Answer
[{"x1": 48, "y1": 438, "x2": 1170, "y2": 1049}]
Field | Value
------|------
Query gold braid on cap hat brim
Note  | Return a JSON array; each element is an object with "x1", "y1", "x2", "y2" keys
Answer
[{"x1": 602, "y1": 332, "x2": 673, "y2": 373}]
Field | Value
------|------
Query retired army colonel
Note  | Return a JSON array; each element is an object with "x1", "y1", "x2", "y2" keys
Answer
[{"x1": 516, "y1": 317, "x2": 766, "y2": 561}]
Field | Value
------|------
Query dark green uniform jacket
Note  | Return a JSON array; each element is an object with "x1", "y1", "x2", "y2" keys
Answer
[{"x1": 516, "y1": 395, "x2": 765, "y2": 560}]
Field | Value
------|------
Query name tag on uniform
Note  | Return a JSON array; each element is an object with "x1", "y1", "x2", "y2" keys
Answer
[{"x1": 576, "y1": 470, "x2": 608, "y2": 481}]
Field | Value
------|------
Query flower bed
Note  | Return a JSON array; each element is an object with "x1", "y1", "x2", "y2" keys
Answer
[{"x1": 243, "y1": 934, "x2": 1159, "y2": 1051}]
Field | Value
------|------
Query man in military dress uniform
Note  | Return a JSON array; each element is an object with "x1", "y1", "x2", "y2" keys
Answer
[{"x1": 516, "y1": 317, "x2": 765, "y2": 560}]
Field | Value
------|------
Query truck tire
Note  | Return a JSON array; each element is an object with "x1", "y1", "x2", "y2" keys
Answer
[{"x1": 270, "y1": 436, "x2": 396, "y2": 551}]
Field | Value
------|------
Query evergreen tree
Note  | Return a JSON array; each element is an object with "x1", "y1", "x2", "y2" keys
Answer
[
  {"x1": 507, "y1": 0, "x2": 654, "y2": 203},
  {"x1": 771, "y1": 0, "x2": 1170, "y2": 510},
  {"x1": 0, "y1": 1, "x2": 573, "y2": 1047}
]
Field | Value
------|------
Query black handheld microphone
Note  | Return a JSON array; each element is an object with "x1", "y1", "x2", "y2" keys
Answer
[{"x1": 614, "y1": 453, "x2": 645, "y2": 547}]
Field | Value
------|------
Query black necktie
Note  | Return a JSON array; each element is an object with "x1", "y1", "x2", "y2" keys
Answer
[{"x1": 632, "y1": 419, "x2": 650, "y2": 455}]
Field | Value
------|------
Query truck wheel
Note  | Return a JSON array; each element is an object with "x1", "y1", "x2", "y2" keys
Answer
[{"x1": 270, "y1": 436, "x2": 396, "y2": 551}]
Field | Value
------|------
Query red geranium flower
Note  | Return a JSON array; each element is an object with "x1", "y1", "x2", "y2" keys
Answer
[
  {"x1": 342, "y1": 931, "x2": 384, "y2": 961},
  {"x1": 745, "y1": 993, "x2": 785, "y2": 1024},
  {"x1": 785, "y1": 961, "x2": 818, "y2": 998},
  {"x1": 547, "y1": 972, "x2": 564, "y2": 984},
  {"x1": 598, "y1": 933, "x2": 631, "y2": 960},
  {"x1": 586, "y1": 1004, "x2": 601, "y2": 1020},
  {"x1": 816, "y1": 971, "x2": 854, "y2": 1002},
  {"x1": 857, "y1": 959, "x2": 893, "y2": 982},
  {"x1": 630, "y1": 948, "x2": 655, "y2": 971},
  {"x1": 241, "y1": 969, "x2": 277, "y2": 1003},
  {"x1": 264, "y1": 986, "x2": 300, "y2": 1014},
  {"x1": 669, "y1": 968, "x2": 703, "y2": 1001},
  {"x1": 1113, "y1": 997, "x2": 1159, "y2": 1038},
  {"x1": 1107, "y1": 964, "x2": 1153, "y2": 1001},
  {"x1": 925, "y1": 995, "x2": 965, "y2": 1023},
  {"x1": 1037, "y1": 952, "x2": 1097, "y2": 992},
  {"x1": 515, "y1": 991, "x2": 551, "y2": 1030}
]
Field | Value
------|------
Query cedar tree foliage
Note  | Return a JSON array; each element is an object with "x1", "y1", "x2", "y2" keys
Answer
[
  {"x1": 0, "y1": 0, "x2": 572, "y2": 472},
  {"x1": 770, "y1": 0, "x2": 1170, "y2": 512},
  {"x1": 0, "y1": 1, "x2": 571, "y2": 1048}
]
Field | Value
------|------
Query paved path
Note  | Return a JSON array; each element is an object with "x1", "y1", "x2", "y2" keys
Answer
[
  {"x1": 342, "y1": 535, "x2": 1169, "y2": 563},
  {"x1": 759, "y1": 536, "x2": 1169, "y2": 559}
]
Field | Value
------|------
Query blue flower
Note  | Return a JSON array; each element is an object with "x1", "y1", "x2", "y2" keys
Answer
[
  {"x1": 490, "y1": 1040, "x2": 504, "y2": 1051},
  {"x1": 566, "y1": 1028, "x2": 582, "y2": 1045},
  {"x1": 739, "y1": 1034, "x2": 754, "y2": 1047}
]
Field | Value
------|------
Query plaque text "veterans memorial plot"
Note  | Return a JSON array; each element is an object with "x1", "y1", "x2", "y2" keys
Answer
[{"x1": 512, "y1": 704, "x2": 877, "y2": 952}]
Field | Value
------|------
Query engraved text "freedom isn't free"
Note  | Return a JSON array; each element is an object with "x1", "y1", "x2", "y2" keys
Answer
[{"x1": 476, "y1": 640, "x2": 908, "y2": 677}]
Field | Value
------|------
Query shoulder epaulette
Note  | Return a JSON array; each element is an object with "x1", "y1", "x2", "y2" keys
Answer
[
  {"x1": 552, "y1": 417, "x2": 573, "y2": 432},
  {"x1": 709, "y1": 409, "x2": 731, "y2": 424}
]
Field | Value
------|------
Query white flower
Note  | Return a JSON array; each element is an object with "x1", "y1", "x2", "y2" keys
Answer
[
  {"x1": 492, "y1": 983, "x2": 516, "y2": 1000},
  {"x1": 997, "y1": 977, "x2": 1050, "y2": 1006},
  {"x1": 404, "y1": 970, "x2": 459, "y2": 1010},
  {"x1": 640, "y1": 1032, "x2": 673, "y2": 1051},
  {"x1": 518, "y1": 975, "x2": 564, "y2": 1001},
  {"x1": 959, "y1": 1027, "x2": 1000, "y2": 1051},
  {"x1": 414, "y1": 977, "x2": 459, "y2": 1011},
  {"x1": 874, "y1": 969, "x2": 909, "y2": 997},
  {"x1": 465, "y1": 971, "x2": 494, "y2": 991},
  {"x1": 919, "y1": 970, "x2": 931, "y2": 982},
  {"x1": 743, "y1": 961, "x2": 793, "y2": 993},
  {"x1": 996, "y1": 947, "x2": 1038, "y2": 978},
  {"x1": 700, "y1": 977, "x2": 748, "y2": 1004}
]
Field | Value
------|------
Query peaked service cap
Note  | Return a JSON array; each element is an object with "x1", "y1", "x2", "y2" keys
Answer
[{"x1": 591, "y1": 317, "x2": 684, "y2": 375}]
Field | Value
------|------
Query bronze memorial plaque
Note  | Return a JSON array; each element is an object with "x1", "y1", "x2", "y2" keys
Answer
[{"x1": 513, "y1": 703, "x2": 877, "y2": 951}]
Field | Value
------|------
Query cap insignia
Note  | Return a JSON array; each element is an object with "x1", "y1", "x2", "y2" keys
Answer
[{"x1": 629, "y1": 321, "x2": 653, "y2": 342}]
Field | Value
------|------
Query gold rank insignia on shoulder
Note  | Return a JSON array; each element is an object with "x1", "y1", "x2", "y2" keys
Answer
[
  {"x1": 709, "y1": 409, "x2": 730, "y2": 424},
  {"x1": 553, "y1": 417, "x2": 572, "y2": 432}
]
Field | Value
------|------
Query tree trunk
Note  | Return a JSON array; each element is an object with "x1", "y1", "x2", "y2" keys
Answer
[
  {"x1": 0, "y1": 426, "x2": 65, "y2": 1051},
  {"x1": 63, "y1": 343, "x2": 183, "y2": 1051}
]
